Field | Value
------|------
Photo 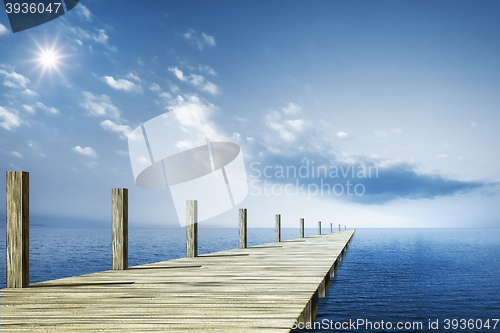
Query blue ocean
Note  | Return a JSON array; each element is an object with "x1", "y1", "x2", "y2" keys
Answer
[{"x1": 1, "y1": 227, "x2": 499, "y2": 332}]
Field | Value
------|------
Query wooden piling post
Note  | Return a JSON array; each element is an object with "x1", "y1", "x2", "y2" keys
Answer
[
  {"x1": 239, "y1": 208, "x2": 247, "y2": 249},
  {"x1": 112, "y1": 188, "x2": 128, "y2": 270},
  {"x1": 6, "y1": 171, "x2": 29, "y2": 288},
  {"x1": 275, "y1": 214, "x2": 281, "y2": 242},
  {"x1": 339, "y1": 224, "x2": 341, "y2": 231},
  {"x1": 330, "y1": 223, "x2": 333, "y2": 233},
  {"x1": 186, "y1": 200, "x2": 198, "y2": 257},
  {"x1": 318, "y1": 221, "x2": 321, "y2": 235},
  {"x1": 345, "y1": 225, "x2": 346, "y2": 230},
  {"x1": 300, "y1": 218, "x2": 304, "y2": 238}
]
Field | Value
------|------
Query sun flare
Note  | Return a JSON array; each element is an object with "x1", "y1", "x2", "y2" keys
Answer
[{"x1": 32, "y1": 40, "x2": 67, "y2": 79}]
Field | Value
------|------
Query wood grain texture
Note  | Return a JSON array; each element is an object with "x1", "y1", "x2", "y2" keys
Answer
[
  {"x1": 239, "y1": 208, "x2": 247, "y2": 249},
  {"x1": 6, "y1": 171, "x2": 29, "y2": 288},
  {"x1": 112, "y1": 188, "x2": 128, "y2": 270},
  {"x1": 300, "y1": 218, "x2": 304, "y2": 238},
  {"x1": 186, "y1": 200, "x2": 198, "y2": 257},
  {"x1": 1, "y1": 231, "x2": 355, "y2": 332},
  {"x1": 275, "y1": 214, "x2": 281, "y2": 242}
]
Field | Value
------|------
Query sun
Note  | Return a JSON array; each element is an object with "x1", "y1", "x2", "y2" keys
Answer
[
  {"x1": 39, "y1": 48, "x2": 60, "y2": 70},
  {"x1": 32, "y1": 39, "x2": 67, "y2": 79}
]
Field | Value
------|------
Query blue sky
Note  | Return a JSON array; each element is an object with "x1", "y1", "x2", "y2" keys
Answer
[{"x1": 0, "y1": 1, "x2": 499, "y2": 228}]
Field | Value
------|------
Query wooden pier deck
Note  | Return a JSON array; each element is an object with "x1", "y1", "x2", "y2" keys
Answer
[{"x1": 1, "y1": 230, "x2": 354, "y2": 332}]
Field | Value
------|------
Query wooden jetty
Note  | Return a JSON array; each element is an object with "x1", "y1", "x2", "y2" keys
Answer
[{"x1": 2, "y1": 172, "x2": 355, "y2": 332}]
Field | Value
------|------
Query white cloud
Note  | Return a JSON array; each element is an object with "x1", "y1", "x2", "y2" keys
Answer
[
  {"x1": 100, "y1": 119, "x2": 132, "y2": 140},
  {"x1": 282, "y1": 102, "x2": 301, "y2": 115},
  {"x1": 80, "y1": 91, "x2": 121, "y2": 119},
  {"x1": 265, "y1": 102, "x2": 307, "y2": 142},
  {"x1": 199, "y1": 65, "x2": 216, "y2": 76},
  {"x1": 65, "y1": 25, "x2": 116, "y2": 51},
  {"x1": 0, "y1": 106, "x2": 22, "y2": 130},
  {"x1": 126, "y1": 72, "x2": 140, "y2": 81},
  {"x1": 336, "y1": 131, "x2": 348, "y2": 138},
  {"x1": 101, "y1": 76, "x2": 143, "y2": 94},
  {"x1": 22, "y1": 89, "x2": 38, "y2": 97},
  {"x1": 201, "y1": 33, "x2": 216, "y2": 47},
  {"x1": 76, "y1": 4, "x2": 92, "y2": 21},
  {"x1": 183, "y1": 29, "x2": 216, "y2": 50},
  {"x1": 35, "y1": 102, "x2": 59, "y2": 114},
  {"x1": 286, "y1": 119, "x2": 305, "y2": 131},
  {"x1": 22, "y1": 105, "x2": 35, "y2": 114},
  {"x1": 166, "y1": 94, "x2": 226, "y2": 142},
  {"x1": 72, "y1": 146, "x2": 98, "y2": 158},
  {"x1": 169, "y1": 67, "x2": 185, "y2": 81},
  {"x1": 0, "y1": 23, "x2": 8, "y2": 36},
  {"x1": 149, "y1": 82, "x2": 161, "y2": 92},
  {"x1": 11, "y1": 151, "x2": 23, "y2": 158},
  {"x1": 159, "y1": 91, "x2": 172, "y2": 99},
  {"x1": 168, "y1": 67, "x2": 219, "y2": 95},
  {"x1": 0, "y1": 69, "x2": 30, "y2": 89}
]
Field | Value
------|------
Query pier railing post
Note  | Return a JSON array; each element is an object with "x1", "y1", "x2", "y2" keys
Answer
[
  {"x1": 330, "y1": 223, "x2": 332, "y2": 233},
  {"x1": 6, "y1": 171, "x2": 29, "y2": 288},
  {"x1": 275, "y1": 214, "x2": 281, "y2": 242},
  {"x1": 112, "y1": 188, "x2": 128, "y2": 270},
  {"x1": 186, "y1": 200, "x2": 198, "y2": 257},
  {"x1": 300, "y1": 218, "x2": 304, "y2": 238},
  {"x1": 318, "y1": 221, "x2": 321, "y2": 235},
  {"x1": 239, "y1": 208, "x2": 247, "y2": 249}
]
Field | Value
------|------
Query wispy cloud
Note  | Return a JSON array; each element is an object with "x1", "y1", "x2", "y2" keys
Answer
[
  {"x1": 100, "y1": 119, "x2": 132, "y2": 140},
  {"x1": 0, "y1": 68, "x2": 30, "y2": 89},
  {"x1": 168, "y1": 67, "x2": 219, "y2": 95},
  {"x1": 149, "y1": 82, "x2": 161, "y2": 92},
  {"x1": 126, "y1": 72, "x2": 140, "y2": 81},
  {"x1": 80, "y1": 91, "x2": 121, "y2": 119},
  {"x1": 27, "y1": 140, "x2": 45, "y2": 158},
  {"x1": 11, "y1": 151, "x2": 23, "y2": 158},
  {"x1": 65, "y1": 25, "x2": 116, "y2": 51},
  {"x1": 183, "y1": 29, "x2": 216, "y2": 50},
  {"x1": 101, "y1": 75, "x2": 143, "y2": 94},
  {"x1": 165, "y1": 94, "x2": 227, "y2": 142},
  {"x1": 35, "y1": 102, "x2": 59, "y2": 114},
  {"x1": 337, "y1": 131, "x2": 348, "y2": 139},
  {"x1": 0, "y1": 106, "x2": 22, "y2": 130},
  {"x1": 265, "y1": 102, "x2": 307, "y2": 142},
  {"x1": 76, "y1": 4, "x2": 92, "y2": 21},
  {"x1": 71, "y1": 146, "x2": 98, "y2": 158},
  {"x1": 0, "y1": 23, "x2": 8, "y2": 36}
]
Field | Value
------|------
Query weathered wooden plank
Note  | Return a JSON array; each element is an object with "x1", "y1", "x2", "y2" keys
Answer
[
  {"x1": 6, "y1": 171, "x2": 29, "y2": 288},
  {"x1": 239, "y1": 208, "x2": 247, "y2": 249},
  {"x1": 186, "y1": 200, "x2": 198, "y2": 257},
  {"x1": 112, "y1": 188, "x2": 128, "y2": 270},
  {"x1": 275, "y1": 214, "x2": 281, "y2": 242}
]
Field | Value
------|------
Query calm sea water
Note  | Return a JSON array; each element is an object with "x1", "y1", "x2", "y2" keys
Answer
[{"x1": 1, "y1": 227, "x2": 499, "y2": 332}]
